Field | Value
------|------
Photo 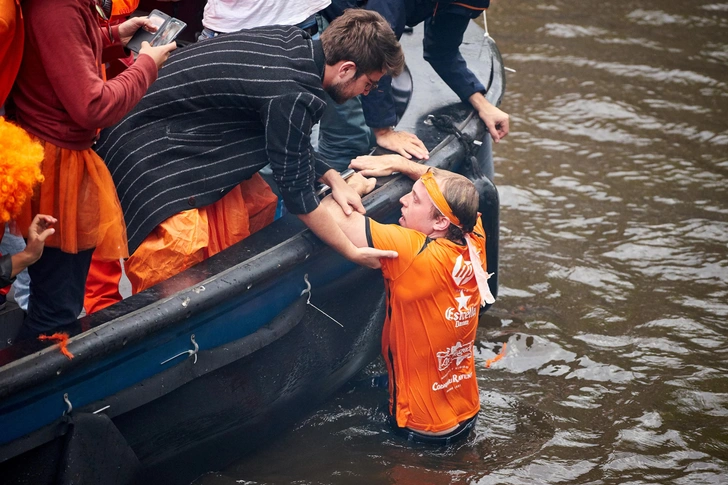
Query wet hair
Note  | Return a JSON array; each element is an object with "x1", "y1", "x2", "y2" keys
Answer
[
  {"x1": 320, "y1": 9, "x2": 404, "y2": 78},
  {"x1": 429, "y1": 168, "x2": 479, "y2": 242}
]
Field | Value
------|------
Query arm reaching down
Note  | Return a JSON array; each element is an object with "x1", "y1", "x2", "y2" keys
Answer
[
  {"x1": 297, "y1": 205, "x2": 396, "y2": 269},
  {"x1": 319, "y1": 168, "x2": 366, "y2": 216},
  {"x1": 469, "y1": 92, "x2": 510, "y2": 143},
  {"x1": 349, "y1": 154, "x2": 429, "y2": 179},
  {"x1": 318, "y1": 173, "x2": 377, "y2": 250}
]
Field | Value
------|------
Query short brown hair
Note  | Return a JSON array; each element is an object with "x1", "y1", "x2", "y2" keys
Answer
[
  {"x1": 321, "y1": 9, "x2": 404, "y2": 77},
  {"x1": 430, "y1": 168, "x2": 479, "y2": 241}
]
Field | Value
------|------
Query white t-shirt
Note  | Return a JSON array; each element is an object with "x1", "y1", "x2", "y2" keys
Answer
[{"x1": 203, "y1": 0, "x2": 331, "y2": 33}]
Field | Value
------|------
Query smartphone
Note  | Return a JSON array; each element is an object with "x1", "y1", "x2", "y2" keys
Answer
[
  {"x1": 126, "y1": 10, "x2": 186, "y2": 54},
  {"x1": 153, "y1": 18, "x2": 186, "y2": 47}
]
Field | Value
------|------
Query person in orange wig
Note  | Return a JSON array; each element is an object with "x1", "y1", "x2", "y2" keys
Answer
[{"x1": 0, "y1": 118, "x2": 56, "y2": 293}]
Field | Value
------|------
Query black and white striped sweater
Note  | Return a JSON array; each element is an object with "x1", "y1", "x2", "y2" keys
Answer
[{"x1": 96, "y1": 26, "x2": 331, "y2": 253}]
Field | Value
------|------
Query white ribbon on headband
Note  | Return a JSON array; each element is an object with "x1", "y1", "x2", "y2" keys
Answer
[{"x1": 466, "y1": 234, "x2": 495, "y2": 306}]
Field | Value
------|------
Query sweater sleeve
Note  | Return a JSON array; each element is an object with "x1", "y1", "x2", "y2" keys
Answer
[
  {"x1": 422, "y1": 12, "x2": 485, "y2": 103},
  {"x1": 28, "y1": 2, "x2": 157, "y2": 131},
  {"x1": 262, "y1": 92, "x2": 327, "y2": 215}
]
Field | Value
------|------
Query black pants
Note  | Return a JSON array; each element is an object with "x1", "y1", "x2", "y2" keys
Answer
[
  {"x1": 23, "y1": 247, "x2": 94, "y2": 336},
  {"x1": 389, "y1": 413, "x2": 478, "y2": 446}
]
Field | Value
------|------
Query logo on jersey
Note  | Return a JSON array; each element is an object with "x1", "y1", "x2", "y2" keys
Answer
[
  {"x1": 433, "y1": 341, "x2": 474, "y2": 392},
  {"x1": 444, "y1": 290, "x2": 477, "y2": 327},
  {"x1": 451, "y1": 255, "x2": 474, "y2": 286},
  {"x1": 436, "y1": 341, "x2": 473, "y2": 372}
]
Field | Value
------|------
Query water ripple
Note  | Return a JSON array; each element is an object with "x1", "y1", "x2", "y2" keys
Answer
[{"x1": 508, "y1": 53, "x2": 725, "y2": 88}]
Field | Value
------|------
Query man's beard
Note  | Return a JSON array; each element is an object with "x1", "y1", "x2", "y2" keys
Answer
[{"x1": 325, "y1": 77, "x2": 355, "y2": 104}]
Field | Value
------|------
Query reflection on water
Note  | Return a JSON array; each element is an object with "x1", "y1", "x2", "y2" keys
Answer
[{"x1": 195, "y1": 0, "x2": 727, "y2": 483}]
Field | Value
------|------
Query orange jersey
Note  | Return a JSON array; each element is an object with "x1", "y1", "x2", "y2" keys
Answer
[{"x1": 368, "y1": 217, "x2": 487, "y2": 433}]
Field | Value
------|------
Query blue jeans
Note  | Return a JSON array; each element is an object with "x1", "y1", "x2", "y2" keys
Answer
[
  {"x1": 389, "y1": 413, "x2": 478, "y2": 445},
  {"x1": 23, "y1": 247, "x2": 94, "y2": 336},
  {"x1": 0, "y1": 225, "x2": 30, "y2": 311},
  {"x1": 197, "y1": 27, "x2": 221, "y2": 41}
]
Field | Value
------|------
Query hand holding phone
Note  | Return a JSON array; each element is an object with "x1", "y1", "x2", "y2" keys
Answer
[
  {"x1": 118, "y1": 16, "x2": 159, "y2": 46},
  {"x1": 126, "y1": 10, "x2": 186, "y2": 54},
  {"x1": 139, "y1": 41, "x2": 177, "y2": 69}
]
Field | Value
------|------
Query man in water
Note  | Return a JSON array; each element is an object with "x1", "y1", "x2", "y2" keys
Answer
[
  {"x1": 95, "y1": 10, "x2": 403, "y2": 293},
  {"x1": 323, "y1": 155, "x2": 496, "y2": 444}
]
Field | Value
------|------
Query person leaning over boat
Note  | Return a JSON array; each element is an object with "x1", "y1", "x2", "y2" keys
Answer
[
  {"x1": 322, "y1": 155, "x2": 495, "y2": 444},
  {"x1": 82, "y1": 0, "x2": 333, "y2": 313},
  {"x1": 94, "y1": 9, "x2": 403, "y2": 294},
  {"x1": 6, "y1": 0, "x2": 176, "y2": 339},
  {"x1": 317, "y1": 0, "x2": 510, "y2": 169}
]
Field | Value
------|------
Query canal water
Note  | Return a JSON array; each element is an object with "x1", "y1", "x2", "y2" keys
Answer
[{"x1": 195, "y1": 0, "x2": 728, "y2": 483}]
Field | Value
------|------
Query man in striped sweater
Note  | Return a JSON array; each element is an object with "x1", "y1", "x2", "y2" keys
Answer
[{"x1": 95, "y1": 9, "x2": 403, "y2": 293}]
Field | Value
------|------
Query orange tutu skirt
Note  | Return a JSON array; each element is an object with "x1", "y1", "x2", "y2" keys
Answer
[
  {"x1": 126, "y1": 173, "x2": 277, "y2": 294},
  {"x1": 15, "y1": 139, "x2": 128, "y2": 261}
]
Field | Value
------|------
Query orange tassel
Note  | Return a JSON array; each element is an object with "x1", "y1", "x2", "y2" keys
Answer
[
  {"x1": 37, "y1": 333, "x2": 74, "y2": 360},
  {"x1": 485, "y1": 342, "x2": 506, "y2": 368}
]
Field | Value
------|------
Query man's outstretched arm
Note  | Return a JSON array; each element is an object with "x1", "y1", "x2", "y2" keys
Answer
[
  {"x1": 298, "y1": 204, "x2": 396, "y2": 269},
  {"x1": 423, "y1": 12, "x2": 510, "y2": 143},
  {"x1": 322, "y1": 155, "x2": 428, "y2": 246},
  {"x1": 349, "y1": 154, "x2": 429, "y2": 180},
  {"x1": 318, "y1": 174, "x2": 376, "y2": 250}
]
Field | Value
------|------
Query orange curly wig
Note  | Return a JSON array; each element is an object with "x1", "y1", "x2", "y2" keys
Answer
[{"x1": 0, "y1": 116, "x2": 44, "y2": 224}]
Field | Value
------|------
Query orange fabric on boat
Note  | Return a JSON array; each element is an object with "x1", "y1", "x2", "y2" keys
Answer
[
  {"x1": 84, "y1": 256, "x2": 123, "y2": 314},
  {"x1": 126, "y1": 174, "x2": 277, "y2": 294},
  {"x1": 15, "y1": 138, "x2": 128, "y2": 261}
]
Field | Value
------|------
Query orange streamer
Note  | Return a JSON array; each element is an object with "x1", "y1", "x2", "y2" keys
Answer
[
  {"x1": 485, "y1": 342, "x2": 506, "y2": 368},
  {"x1": 37, "y1": 333, "x2": 74, "y2": 360}
]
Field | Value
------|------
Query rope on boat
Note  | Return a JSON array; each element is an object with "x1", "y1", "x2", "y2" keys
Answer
[
  {"x1": 301, "y1": 274, "x2": 344, "y2": 328},
  {"x1": 38, "y1": 332, "x2": 74, "y2": 360},
  {"x1": 427, "y1": 114, "x2": 484, "y2": 179}
]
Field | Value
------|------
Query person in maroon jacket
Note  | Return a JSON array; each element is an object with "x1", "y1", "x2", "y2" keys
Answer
[{"x1": 8, "y1": 0, "x2": 175, "y2": 338}]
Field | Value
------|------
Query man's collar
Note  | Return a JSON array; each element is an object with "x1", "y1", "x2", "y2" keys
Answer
[{"x1": 312, "y1": 39, "x2": 325, "y2": 80}]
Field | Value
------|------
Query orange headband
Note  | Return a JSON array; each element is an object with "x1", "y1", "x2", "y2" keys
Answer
[
  {"x1": 420, "y1": 169, "x2": 461, "y2": 227},
  {"x1": 421, "y1": 170, "x2": 495, "y2": 306}
]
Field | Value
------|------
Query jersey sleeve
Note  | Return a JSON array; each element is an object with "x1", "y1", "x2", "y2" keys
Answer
[{"x1": 366, "y1": 218, "x2": 427, "y2": 281}]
